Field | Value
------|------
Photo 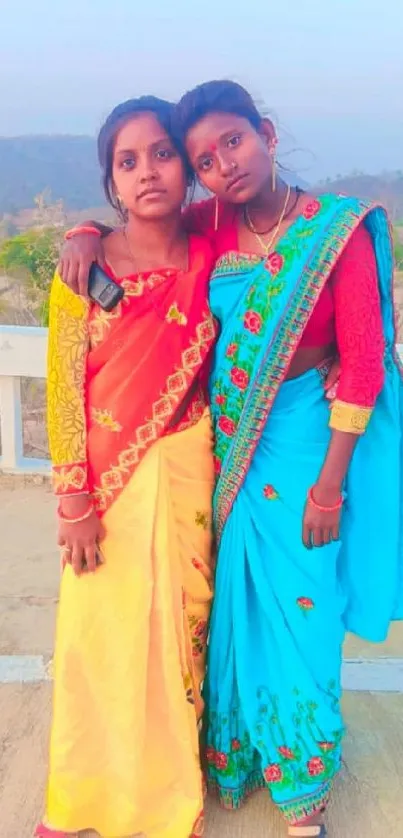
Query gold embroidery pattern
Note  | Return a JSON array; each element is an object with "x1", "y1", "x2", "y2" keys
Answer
[
  {"x1": 88, "y1": 306, "x2": 120, "y2": 348},
  {"x1": 90, "y1": 407, "x2": 122, "y2": 433},
  {"x1": 195, "y1": 510, "x2": 209, "y2": 530},
  {"x1": 52, "y1": 463, "x2": 88, "y2": 495},
  {"x1": 47, "y1": 275, "x2": 89, "y2": 478},
  {"x1": 215, "y1": 250, "x2": 262, "y2": 272},
  {"x1": 175, "y1": 391, "x2": 206, "y2": 433},
  {"x1": 121, "y1": 271, "x2": 171, "y2": 302},
  {"x1": 88, "y1": 273, "x2": 171, "y2": 347},
  {"x1": 166, "y1": 302, "x2": 188, "y2": 326},
  {"x1": 121, "y1": 273, "x2": 169, "y2": 295},
  {"x1": 329, "y1": 399, "x2": 372, "y2": 434},
  {"x1": 93, "y1": 311, "x2": 216, "y2": 512},
  {"x1": 121, "y1": 277, "x2": 145, "y2": 297}
]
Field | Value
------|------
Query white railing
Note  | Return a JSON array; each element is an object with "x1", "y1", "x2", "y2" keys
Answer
[
  {"x1": 0, "y1": 326, "x2": 49, "y2": 473},
  {"x1": 0, "y1": 325, "x2": 402, "y2": 475}
]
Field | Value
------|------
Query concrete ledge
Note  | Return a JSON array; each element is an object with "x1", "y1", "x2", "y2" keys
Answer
[{"x1": 1, "y1": 654, "x2": 403, "y2": 691}]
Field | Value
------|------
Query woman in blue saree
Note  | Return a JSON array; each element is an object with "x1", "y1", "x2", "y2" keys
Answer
[
  {"x1": 59, "y1": 80, "x2": 403, "y2": 838},
  {"x1": 175, "y1": 81, "x2": 403, "y2": 837}
]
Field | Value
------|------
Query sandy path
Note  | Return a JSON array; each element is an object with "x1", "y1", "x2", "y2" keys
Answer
[{"x1": 0, "y1": 483, "x2": 402, "y2": 837}]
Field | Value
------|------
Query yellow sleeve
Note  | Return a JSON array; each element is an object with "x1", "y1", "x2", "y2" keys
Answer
[
  {"x1": 329, "y1": 400, "x2": 373, "y2": 435},
  {"x1": 47, "y1": 272, "x2": 90, "y2": 496}
]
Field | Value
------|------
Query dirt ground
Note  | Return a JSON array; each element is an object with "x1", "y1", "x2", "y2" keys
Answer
[
  {"x1": 0, "y1": 483, "x2": 402, "y2": 837},
  {"x1": 1, "y1": 684, "x2": 403, "y2": 838}
]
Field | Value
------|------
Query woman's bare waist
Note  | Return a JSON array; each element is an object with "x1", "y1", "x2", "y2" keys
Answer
[{"x1": 285, "y1": 344, "x2": 336, "y2": 381}]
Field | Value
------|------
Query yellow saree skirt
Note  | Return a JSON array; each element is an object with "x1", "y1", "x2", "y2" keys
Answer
[{"x1": 45, "y1": 412, "x2": 215, "y2": 837}]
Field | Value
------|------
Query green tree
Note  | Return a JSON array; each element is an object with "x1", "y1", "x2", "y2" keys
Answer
[
  {"x1": 0, "y1": 227, "x2": 63, "y2": 325},
  {"x1": 393, "y1": 224, "x2": 403, "y2": 268},
  {"x1": 395, "y1": 238, "x2": 403, "y2": 272}
]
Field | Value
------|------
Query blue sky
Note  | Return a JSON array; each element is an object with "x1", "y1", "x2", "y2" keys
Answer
[{"x1": 1, "y1": 0, "x2": 402, "y2": 180}]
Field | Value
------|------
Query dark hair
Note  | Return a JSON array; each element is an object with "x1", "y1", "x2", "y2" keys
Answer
[
  {"x1": 174, "y1": 80, "x2": 263, "y2": 140},
  {"x1": 97, "y1": 96, "x2": 194, "y2": 216}
]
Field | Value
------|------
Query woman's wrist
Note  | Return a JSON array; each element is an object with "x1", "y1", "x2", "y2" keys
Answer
[
  {"x1": 59, "y1": 493, "x2": 92, "y2": 516},
  {"x1": 64, "y1": 226, "x2": 102, "y2": 241},
  {"x1": 312, "y1": 482, "x2": 342, "y2": 506},
  {"x1": 64, "y1": 222, "x2": 114, "y2": 241}
]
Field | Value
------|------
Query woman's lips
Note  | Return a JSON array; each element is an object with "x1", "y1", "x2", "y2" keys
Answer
[{"x1": 226, "y1": 173, "x2": 249, "y2": 192}]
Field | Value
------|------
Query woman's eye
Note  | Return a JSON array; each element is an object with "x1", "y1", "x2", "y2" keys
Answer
[
  {"x1": 121, "y1": 157, "x2": 135, "y2": 170},
  {"x1": 199, "y1": 157, "x2": 213, "y2": 172},
  {"x1": 156, "y1": 148, "x2": 174, "y2": 160},
  {"x1": 227, "y1": 134, "x2": 241, "y2": 148}
]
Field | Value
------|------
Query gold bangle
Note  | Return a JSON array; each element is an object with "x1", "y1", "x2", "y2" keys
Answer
[{"x1": 58, "y1": 503, "x2": 94, "y2": 524}]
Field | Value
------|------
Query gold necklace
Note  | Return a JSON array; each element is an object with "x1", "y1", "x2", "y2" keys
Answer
[
  {"x1": 123, "y1": 227, "x2": 140, "y2": 272},
  {"x1": 245, "y1": 183, "x2": 291, "y2": 255}
]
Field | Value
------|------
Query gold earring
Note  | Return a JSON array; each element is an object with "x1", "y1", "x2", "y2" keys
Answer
[
  {"x1": 214, "y1": 196, "x2": 219, "y2": 232},
  {"x1": 270, "y1": 138, "x2": 278, "y2": 192}
]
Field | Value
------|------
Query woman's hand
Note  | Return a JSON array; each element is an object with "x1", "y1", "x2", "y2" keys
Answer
[
  {"x1": 57, "y1": 234, "x2": 105, "y2": 297},
  {"x1": 58, "y1": 495, "x2": 105, "y2": 576},
  {"x1": 302, "y1": 484, "x2": 342, "y2": 549}
]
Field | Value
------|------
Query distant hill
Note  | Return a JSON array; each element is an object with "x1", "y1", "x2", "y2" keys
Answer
[
  {"x1": 316, "y1": 172, "x2": 403, "y2": 221},
  {"x1": 0, "y1": 135, "x2": 402, "y2": 221},
  {"x1": 0, "y1": 136, "x2": 103, "y2": 213}
]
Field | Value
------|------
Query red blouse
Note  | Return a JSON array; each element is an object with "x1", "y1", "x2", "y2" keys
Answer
[{"x1": 184, "y1": 198, "x2": 386, "y2": 434}]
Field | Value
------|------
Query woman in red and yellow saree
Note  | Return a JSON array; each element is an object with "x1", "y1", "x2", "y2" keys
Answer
[{"x1": 36, "y1": 98, "x2": 216, "y2": 838}]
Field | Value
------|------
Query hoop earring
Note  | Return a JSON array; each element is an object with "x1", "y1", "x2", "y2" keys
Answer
[
  {"x1": 270, "y1": 138, "x2": 278, "y2": 192},
  {"x1": 214, "y1": 196, "x2": 219, "y2": 232}
]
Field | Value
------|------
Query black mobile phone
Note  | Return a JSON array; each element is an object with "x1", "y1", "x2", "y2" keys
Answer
[{"x1": 88, "y1": 263, "x2": 124, "y2": 311}]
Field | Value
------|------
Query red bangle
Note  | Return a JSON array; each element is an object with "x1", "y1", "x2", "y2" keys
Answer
[
  {"x1": 308, "y1": 486, "x2": 343, "y2": 513},
  {"x1": 64, "y1": 226, "x2": 102, "y2": 241}
]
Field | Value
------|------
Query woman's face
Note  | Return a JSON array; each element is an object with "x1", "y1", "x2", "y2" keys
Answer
[
  {"x1": 112, "y1": 113, "x2": 187, "y2": 219},
  {"x1": 185, "y1": 112, "x2": 275, "y2": 204}
]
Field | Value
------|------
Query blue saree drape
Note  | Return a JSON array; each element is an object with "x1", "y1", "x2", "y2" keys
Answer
[{"x1": 205, "y1": 194, "x2": 403, "y2": 824}]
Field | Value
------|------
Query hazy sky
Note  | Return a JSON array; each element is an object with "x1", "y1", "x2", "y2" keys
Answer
[{"x1": 1, "y1": 0, "x2": 402, "y2": 180}]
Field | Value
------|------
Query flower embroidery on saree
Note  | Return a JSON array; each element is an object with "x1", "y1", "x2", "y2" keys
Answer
[
  {"x1": 206, "y1": 685, "x2": 343, "y2": 798},
  {"x1": 297, "y1": 597, "x2": 315, "y2": 613},
  {"x1": 210, "y1": 194, "x2": 375, "y2": 539},
  {"x1": 263, "y1": 484, "x2": 279, "y2": 500},
  {"x1": 189, "y1": 616, "x2": 208, "y2": 657}
]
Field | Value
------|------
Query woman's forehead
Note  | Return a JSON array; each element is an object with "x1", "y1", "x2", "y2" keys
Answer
[
  {"x1": 114, "y1": 113, "x2": 169, "y2": 151},
  {"x1": 185, "y1": 113, "x2": 250, "y2": 151}
]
